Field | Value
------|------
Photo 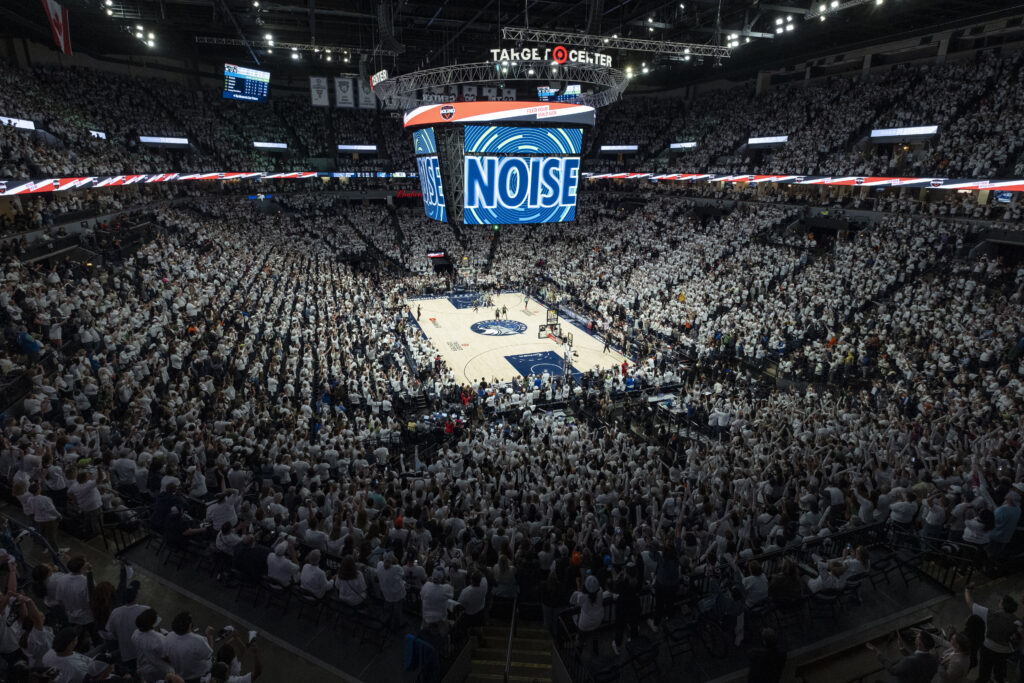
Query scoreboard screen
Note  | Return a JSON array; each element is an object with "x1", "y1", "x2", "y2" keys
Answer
[{"x1": 222, "y1": 64, "x2": 270, "y2": 102}]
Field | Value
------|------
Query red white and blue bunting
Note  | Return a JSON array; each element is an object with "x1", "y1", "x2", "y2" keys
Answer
[
  {"x1": 0, "y1": 171, "x2": 415, "y2": 196},
  {"x1": 582, "y1": 172, "x2": 1024, "y2": 192}
]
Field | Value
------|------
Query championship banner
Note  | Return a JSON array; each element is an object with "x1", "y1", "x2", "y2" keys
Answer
[
  {"x1": 357, "y1": 80, "x2": 375, "y2": 109},
  {"x1": 40, "y1": 0, "x2": 72, "y2": 56},
  {"x1": 335, "y1": 77, "x2": 355, "y2": 108},
  {"x1": 481, "y1": 86, "x2": 498, "y2": 101},
  {"x1": 462, "y1": 85, "x2": 478, "y2": 102},
  {"x1": 310, "y1": 76, "x2": 329, "y2": 107},
  {"x1": 500, "y1": 87, "x2": 517, "y2": 101}
]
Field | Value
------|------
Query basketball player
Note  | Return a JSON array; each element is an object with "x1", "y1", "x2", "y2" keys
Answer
[
  {"x1": 603, "y1": 335, "x2": 610, "y2": 354},
  {"x1": 523, "y1": 294, "x2": 529, "y2": 310},
  {"x1": 495, "y1": 307, "x2": 500, "y2": 321},
  {"x1": 502, "y1": 305, "x2": 508, "y2": 319},
  {"x1": 417, "y1": 304, "x2": 421, "y2": 320}
]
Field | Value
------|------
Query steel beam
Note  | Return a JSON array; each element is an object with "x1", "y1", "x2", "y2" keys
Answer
[
  {"x1": 805, "y1": 0, "x2": 881, "y2": 19},
  {"x1": 194, "y1": 35, "x2": 374, "y2": 54},
  {"x1": 500, "y1": 26, "x2": 730, "y2": 58},
  {"x1": 371, "y1": 61, "x2": 629, "y2": 110}
]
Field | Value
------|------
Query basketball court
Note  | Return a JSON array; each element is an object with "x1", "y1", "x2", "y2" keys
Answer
[{"x1": 407, "y1": 292, "x2": 628, "y2": 385}]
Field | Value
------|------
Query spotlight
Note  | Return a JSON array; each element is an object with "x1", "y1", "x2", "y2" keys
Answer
[
  {"x1": 603, "y1": 38, "x2": 608, "y2": 43},
  {"x1": 146, "y1": 39, "x2": 154, "y2": 47},
  {"x1": 326, "y1": 55, "x2": 331, "y2": 61},
  {"x1": 776, "y1": 26, "x2": 783, "y2": 33},
  {"x1": 291, "y1": 53, "x2": 298, "y2": 59},
  {"x1": 776, "y1": 17, "x2": 783, "y2": 25},
  {"x1": 830, "y1": 0, "x2": 838, "y2": 6},
  {"x1": 820, "y1": 15, "x2": 825, "y2": 21},
  {"x1": 786, "y1": 23, "x2": 794, "y2": 31},
  {"x1": 106, "y1": 8, "x2": 112, "y2": 14},
  {"x1": 642, "y1": 67, "x2": 649, "y2": 73},
  {"x1": 527, "y1": 68, "x2": 534, "y2": 74},
  {"x1": 105, "y1": 0, "x2": 112, "y2": 5},
  {"x1": 135, "y1": 31, "x2": 142, "y2": 38},
  {"x1": 136, "y1": 24, "x2": 143, "y2": 30},
  {"x1": 265, "y1": 33, "x2": 272, "y2": 40},
  {"x1": 147, "y1": 32, "x2": 154, "y2": 39},
  {"x1": 268, "y1": 40, "x2": 273, "y2": 46},
  {"x1": 325, "y1": 49, "x2": 331, "y2": 54},
  {"x1": 267, "y1": 49, "x2": 273, "y2": 53},
  {"x1": 819, "y1": 3, "x2": 826, "y2": 9},
  {"x1": 647, "y1": 16, "x2": 653, "y2": 22},
  {"x1": 253, "y1": 0, "x2": 259, "y2": 6}
]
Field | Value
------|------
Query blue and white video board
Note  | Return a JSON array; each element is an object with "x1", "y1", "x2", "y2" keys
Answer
[
  {"x1": 463, "y1": 156, "x2": 579, "y2": 224},
  {"x1": 462, "y1": 125, "x2": 581, "y2": 224},
  {"x1": 412, "y1": 127, "x2": 446, "y2": 222}
]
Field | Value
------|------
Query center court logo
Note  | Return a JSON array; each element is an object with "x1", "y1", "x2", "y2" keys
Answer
[{"x1": 470, "y1": 320, "x2": 528, "y2": 336}]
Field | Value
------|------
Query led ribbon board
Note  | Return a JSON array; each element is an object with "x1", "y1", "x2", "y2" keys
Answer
[
  {"x1": 463, "y1": 125, "x2": 582, "y2": 224},
  {"x1": 411, "y1": 127, "x2": 446, "y2": 222}
]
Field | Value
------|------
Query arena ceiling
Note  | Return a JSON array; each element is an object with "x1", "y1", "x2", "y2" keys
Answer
[{"x1": 3, "y1": 0, "x2": 1023, "y2": 86}]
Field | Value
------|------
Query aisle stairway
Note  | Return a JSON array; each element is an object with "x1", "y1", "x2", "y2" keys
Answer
[{"x1": 467, "y1": 621, "x2": 553, "y2": 683}]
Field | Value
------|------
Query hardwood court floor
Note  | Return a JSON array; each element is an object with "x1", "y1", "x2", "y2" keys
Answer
[{"x1": 407, "y1": 292, "x2": 628, "y2": 385}]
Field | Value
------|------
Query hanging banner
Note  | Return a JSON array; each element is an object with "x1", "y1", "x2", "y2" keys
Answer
[
  {"x1": 462, "y1": 85, "x2": 478, "y2": 102},
  {"x1": 335, "y1": 77, "x2": 355, "y2": 108},
  {"x1": 40, "y1": 0, "x2": 72, "y2": 56},
  {"x1": 310, "y1": 76, "x2": 329, "y2": 107},
  {"x1": 481, "y1": 86, "x2": 498, "y2": 101},
  {"x1": 358, "y1": 79, "x2": 376, "y2": 109},
  {"x1": 500, "y1": 87, "x2": 517, "y2": 101}
]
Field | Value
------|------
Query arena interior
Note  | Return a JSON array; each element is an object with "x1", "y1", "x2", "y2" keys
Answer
[{"x1": 2, "y1": 1, "x2": 1024, "y2": 682}]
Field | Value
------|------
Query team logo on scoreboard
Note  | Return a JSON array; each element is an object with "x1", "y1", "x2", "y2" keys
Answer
[
  {"x1": 930, "y1": 179, "x2": 943, "y2": 187},
  {"x1": 855, "y1": 177, "x2": 865, "y2": 185},
  {"x1": 440, "y1": 104, "x2": 456, "y2": 120},
  {"x1": 470, "y1": 320, "x2": 528, "y2": 336}
]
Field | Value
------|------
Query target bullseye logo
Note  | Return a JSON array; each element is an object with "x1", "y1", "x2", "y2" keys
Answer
[{"x1": 552, "y1": 45, "x2": 568, "y2": 64}]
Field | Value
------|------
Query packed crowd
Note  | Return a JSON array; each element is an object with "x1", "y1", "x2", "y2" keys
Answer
[
  {"x1": 588, "y1": 48, "x2": 1024, "y2": 180},
  {"x1": 1, "y1": 41, "x2": 1024, "y2": 681},
  {"x1": 2, "y1": 186, "x2": 1022, "y2": 681},
  {"x1": 4, "y1": 46, "x2": 1024, "y2": 187}
]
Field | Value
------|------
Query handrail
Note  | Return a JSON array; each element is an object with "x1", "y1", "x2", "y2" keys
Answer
[
  {"x1": 503, "y1": 596, "x2": 519, "y2": 683},
  {"x1": 6, "y1": 517, "x2": 67, "y2": 572}
]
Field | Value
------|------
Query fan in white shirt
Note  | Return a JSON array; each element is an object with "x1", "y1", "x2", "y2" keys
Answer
[{"x1": 299, "y1": 551, "x2": 331, "y2": 598}]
